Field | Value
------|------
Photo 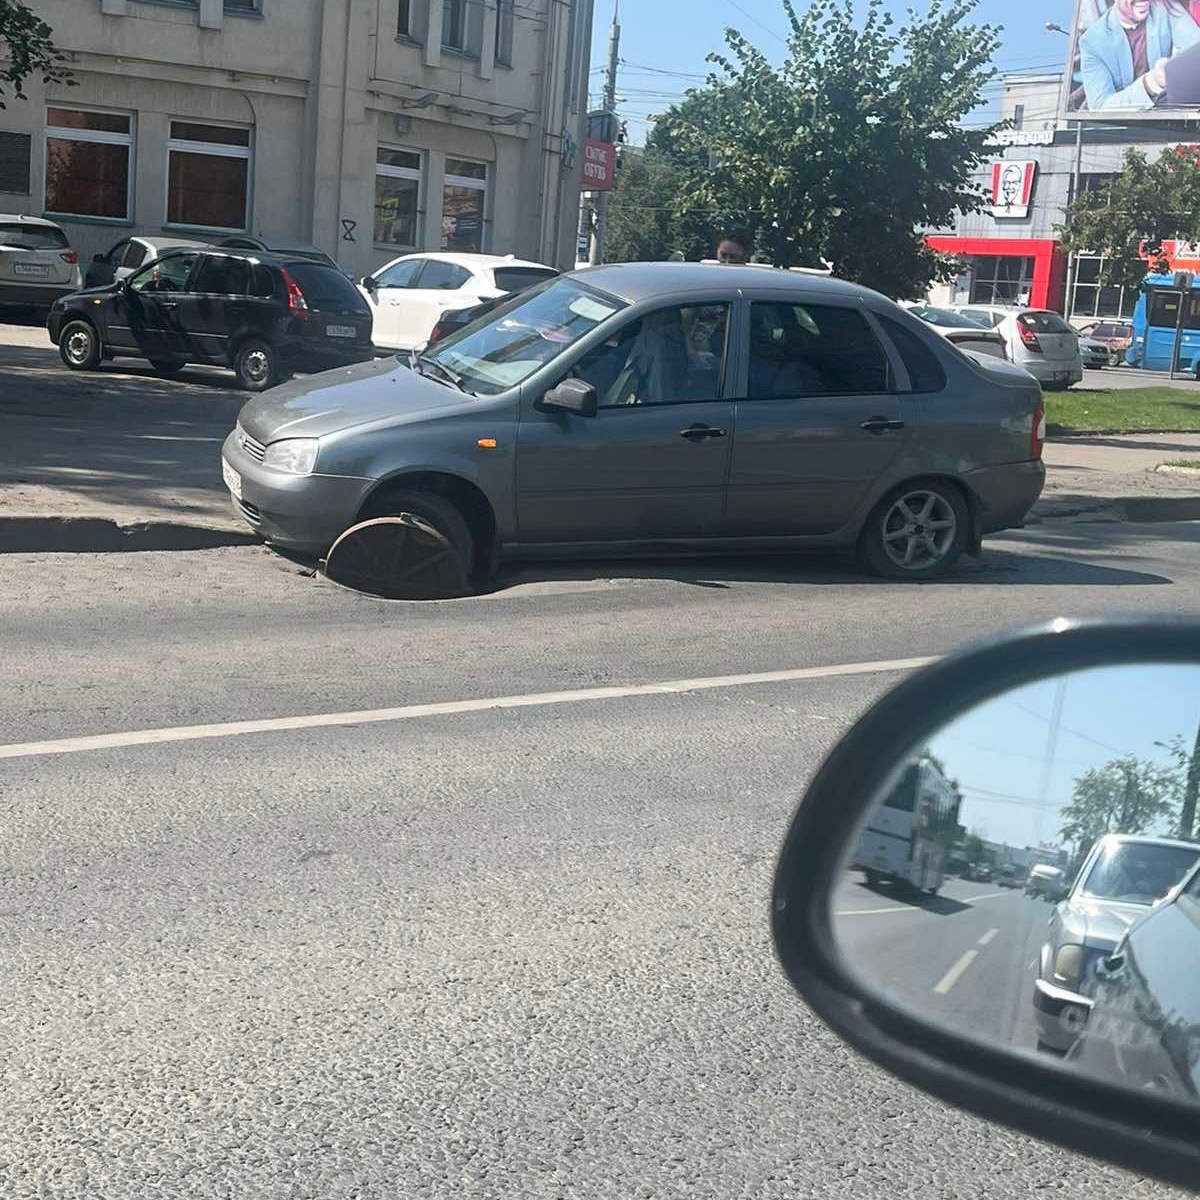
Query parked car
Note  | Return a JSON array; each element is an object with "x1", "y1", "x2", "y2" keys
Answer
[
  {"x1": 1077, "y1": 334, "x2": 1110, "y2": 370},
  {"x1": 1078, "y1": 319, "x2": 1134, "y2": 366},
  {"x1": 1026, "y1": 862, "x2": 1066, "y2": 900},
  {"x1": 997, "y1": 864, "x2": 1023, "y2": 887},
  {"x1": 84, "y1": 235, "x2": 209, "y2": 290},
  {"x1": 1069, "y1": 846, "x2": 1200, "y2": 1096},
  {"x1": 360, "y1": 252, "x2": 560, "y2": 352},
  {"x1": 216, "y1": 236, "x2": 339, "y2": 270},
  {"x1": 49, "y1": 248, "x2": 373, "y2": 391},
  {"x1": 901, "y1": 303, "x2": 1008, "y2": 360},
  {"x1": 954, "y1": 305, "x2": 1083, "y2": 389},
  {"x1": 427, "y1": 269, "x2": 563, "y2": 345},
  {"x1": 0, "y1": 215, "x2": 82, "y2": 309},
  {"x1": 1032, "y1": 834, "x2": 1200, "y2": 1054},
  {"x1": 221, "y1": 264, "x2": 1046, "y2": 582}
]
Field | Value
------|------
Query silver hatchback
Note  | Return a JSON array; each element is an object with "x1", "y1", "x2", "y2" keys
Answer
[{"x1": 221, "y1": 264, "x2": 1046, "y2": 584}]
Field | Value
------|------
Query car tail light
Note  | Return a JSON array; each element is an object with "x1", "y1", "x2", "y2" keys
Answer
[
  {"x1": 280, "y1": 268, "x2": 310, "y2": 322},
  {"x1": 429, "y1": 320, "x2": 455, "y2": 343},
  {"x1": 1018, "y1": 317, "x2": 1042, "y2": 353},
  {"x1": 1031, "y1": 399, "x2": 1046, "y2": 460},
  {"x1": 59, "y1": 251, "x2": 78, "y2": 265}
]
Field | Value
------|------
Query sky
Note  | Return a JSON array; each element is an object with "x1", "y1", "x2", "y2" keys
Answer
[
  {"x1": 924, "y1": 665, "x2": 1200, "y2": 852},
  {"x1": 588, "y1": 0, "x2": 1078, "y2": 143}
]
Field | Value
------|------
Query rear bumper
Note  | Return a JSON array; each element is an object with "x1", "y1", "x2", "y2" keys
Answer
[
  {"x1": 0, "y1": 280, "x2": 79, "y2": 307},
  {"x1": 221, "y1": 431, "x2": 372, "y2": 554},
  {"x1": 1021, "y1": 359, "x2": 1083, "y2": 386},
  {"x1": 281, "y1": 341, "x2": 375, "y2": 375},
  {"x1": 966, "y1": 459, "x2": 1046, "y2": 535}
]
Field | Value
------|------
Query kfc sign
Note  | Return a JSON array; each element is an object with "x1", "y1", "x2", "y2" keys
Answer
[
  {"x1": 990, "y1": 160, "x2": 1037, "y2": 220},
  {"x1": 582, "y1": 139, "x2": 615, "y2": 191}
]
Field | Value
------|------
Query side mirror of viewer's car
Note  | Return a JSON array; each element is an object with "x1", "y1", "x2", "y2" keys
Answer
[{"x1": 772, "y1": 619, "x2": 1200, "y2": 1192}]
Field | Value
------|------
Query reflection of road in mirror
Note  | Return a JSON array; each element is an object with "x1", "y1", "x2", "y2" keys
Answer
[{"x1": 831, "y1": 663, "x2": 1200, "y2": 1105}]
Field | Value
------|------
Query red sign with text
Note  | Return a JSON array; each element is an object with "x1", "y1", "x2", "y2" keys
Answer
[{"x1": 582, "y1": 139, "x2": 615, "y2": 191}]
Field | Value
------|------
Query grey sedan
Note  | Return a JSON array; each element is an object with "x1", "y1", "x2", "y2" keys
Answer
[{"x1": 221, "y1": 264, "x2": 1046, "y2": 582}]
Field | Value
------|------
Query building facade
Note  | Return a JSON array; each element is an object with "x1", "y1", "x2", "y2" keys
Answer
[
  {"x1": 0, "y1": 0, "x2": 594, "y2": 275},
  {"x1": 925, "y1": 72, "x2": 1200, "y2": 324}
]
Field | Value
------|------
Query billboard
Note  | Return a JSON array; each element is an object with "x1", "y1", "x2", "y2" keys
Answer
[
  {"x1": 581, "y1": 139, "x2": 615, "y2": 190},
  {"x1": 1062, "y1": 0, "x2": 1200, "y2": 116},
  {"x1": 989, "y1": 160, "x2": 1037, "y2": 218}
]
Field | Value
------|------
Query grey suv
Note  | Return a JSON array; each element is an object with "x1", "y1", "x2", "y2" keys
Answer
[{"x1": 221, "y1": 264, "x2": 1046, "y2": 581}]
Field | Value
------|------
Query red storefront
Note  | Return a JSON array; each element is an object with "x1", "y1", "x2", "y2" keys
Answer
[{"x1": 924, "y1": 236, "x2": 1067, "y2": 313}]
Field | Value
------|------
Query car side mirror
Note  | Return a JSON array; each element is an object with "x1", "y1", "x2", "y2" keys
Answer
[
  {"x1": 539, "y1": 377, "x2": 597, "y2": 417},
  {"x1": 361, "y1": 276, "x2": 377, "y2": 291},
  {"x1": 771, "y1": 619, "x2": 1200, "y2": 1192},
  {"x1": 92, "y1": 253, "x2": 107, "y2": 264}
]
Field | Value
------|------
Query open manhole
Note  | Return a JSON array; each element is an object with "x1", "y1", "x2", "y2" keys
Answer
[{"x1": 320, "y1": 515, "x2": 470, "y2": 600}]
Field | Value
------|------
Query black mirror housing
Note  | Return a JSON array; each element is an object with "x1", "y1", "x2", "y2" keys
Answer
[
  {"x1": 361, "y1": 276, "x2": 377, "y2": 290},
  {"x1": 540, "y1": 377, "x2": 597, "y2": 417}
]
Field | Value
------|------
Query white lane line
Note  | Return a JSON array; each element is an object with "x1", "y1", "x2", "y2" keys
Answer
[
  {"x1": 978, "y1": 928, "x2": 1000, "y2": 946},
  {"x1": 968, "y1": 891, "x2": 1009, "y2": 903},
  {"x1": 934, "y1": 949, "x2": 979, "y2": 995},
  {"x1": 0, "y1": 654, "x2": 935, "y2": 762},
  {"x1": 834, "y1": 905, "x2": 917, "y2": 916}
]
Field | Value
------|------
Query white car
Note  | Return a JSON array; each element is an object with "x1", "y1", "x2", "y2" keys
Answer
[
  {"x1": 954, "y1": 304, "x2": 1083, "y2": 389},
  {"x1": 83, "y1": 235, "x2": 209, "y2": 290},
  {"x1": 0, "y1": 215, "x2": 82, "y2": 309},
  {"x1": 360, "y1": 252, "x2": 559, "y2": 352},
  {"x1": 900, "y1": 303, "x2": 1008, "y2": 360}
]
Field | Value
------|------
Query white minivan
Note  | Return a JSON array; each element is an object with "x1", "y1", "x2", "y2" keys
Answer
[{"x1": 955, "y1": 305, "x2": 1083, "y2": 389}]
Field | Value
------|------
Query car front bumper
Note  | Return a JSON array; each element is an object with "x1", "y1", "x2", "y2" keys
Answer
[
  {"x1": 966, "y1": 459, "x2": 1046, "y2": 535},
  {"x1": 221, "y1": 431, "x2": 373, "y2": 554},
  {"x1": 1033, "y1": 977, "x2": 1094, "y2": 1051}
]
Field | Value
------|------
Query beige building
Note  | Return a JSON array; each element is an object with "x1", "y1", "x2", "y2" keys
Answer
[{"x1": 0, "y1": 0, "x2": 594, "y2": 274}]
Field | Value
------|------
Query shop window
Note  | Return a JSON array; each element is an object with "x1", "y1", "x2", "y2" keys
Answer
[
  {"x1": 44, "y1": 107, "x2": 133, "y2": 221},
  {"x1": 375, "y1": 148, "x2": 422, "y2": 247},
  {"x1": 442, "y1": 158, "x2": 487, "y2": 252},
  {"x1": 968, "y1": 255, "x2": 1035, "y2": 305},
  {"x1": 167, "y1": 121, "x2": 251, "y2": 230}
]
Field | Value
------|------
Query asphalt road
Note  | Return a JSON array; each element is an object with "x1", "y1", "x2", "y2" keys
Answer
[{"x1": 3, "y1": 521, "x2": 1198, "y2": 1199}]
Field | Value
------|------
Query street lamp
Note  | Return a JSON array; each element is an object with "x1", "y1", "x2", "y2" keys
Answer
[
  {"x1": 1045, "y1": 20, "x2": 1084, "y2": 320},
  {"x1": 1045, "y1": 21, "x2": 1070, "y2": 34}
]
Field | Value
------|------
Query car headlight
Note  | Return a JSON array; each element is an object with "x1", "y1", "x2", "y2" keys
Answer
[
  {"x1": 261, "y1": 438, "x2": 319, "y2": 475},
  {"x1": 1053, "y1": 943, "x2": 1086, "y2": 986}
]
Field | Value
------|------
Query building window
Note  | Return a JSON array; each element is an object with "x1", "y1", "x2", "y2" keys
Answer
[
  {"x1": 442, "y1": 158, "x2": 487, "y2": 252},
  {"x1": 167, "y1": 121, "x2": 251, "y2": 231},
  {"x1": 224, "y1": 1, "x2": 260, "y2": 11},
  {"x1": 442, "y1": 0, "x2": 482, "y2": 54},
  {"x1": 969, "y1": 254, "x2": 1035, "y2": 305},
  {"x1": 44, "y1": 107, "x2": 133, "y2": 221},
  {"x1": 398, "y1": 0, "x2": 412, "y2": 37},
  {"x1": 375, "y1": 148, "x2": 422, "y2": 247},
  {"x1": 1012, "y1": 103, "x2": 1024, "y2": 129},
  {"x1": 496, "y1": 0, "x2": 514, "y2": 65},
  {"x1": 0, "y1": 131, "x2": 32, "y2": 195},
  {"x1": 1069, "y1": 254, "x2": 1137, "y2": 320}
]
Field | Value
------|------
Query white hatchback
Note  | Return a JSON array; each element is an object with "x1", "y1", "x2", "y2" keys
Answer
[
  {"x1": 360, "y1": 252, "x2": 559, "y2": 352},
  {"x1": 954, "y1": 305, "x2": 1082, "y2": 389},
  {"x1": 0, "y1": 215, "x2": 82, "y2": 309}
]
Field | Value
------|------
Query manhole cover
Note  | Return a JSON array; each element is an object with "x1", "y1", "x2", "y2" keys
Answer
[{"x1": 320, "y1": 515, "x2": 469, "y2": 600}]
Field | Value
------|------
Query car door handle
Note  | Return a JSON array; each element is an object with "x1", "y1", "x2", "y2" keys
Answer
[
  {"x1": 860, "y1": 416, "x2": 905, "y2": 434},
  {"x1": 679, "y1": 425, "x2": 726, "y2": 441},
  {"x1": 159, "y1": 301, "x2": 179, "y2": 311}
]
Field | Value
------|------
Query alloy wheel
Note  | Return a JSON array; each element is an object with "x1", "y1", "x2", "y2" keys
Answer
[{"x1": 880, "y1": 489, "x2": 957, "y2": 572}]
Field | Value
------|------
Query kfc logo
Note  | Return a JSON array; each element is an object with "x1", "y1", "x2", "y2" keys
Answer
[{"x1": 990, "y1": 160, "x2": 1037, "y2": 219}]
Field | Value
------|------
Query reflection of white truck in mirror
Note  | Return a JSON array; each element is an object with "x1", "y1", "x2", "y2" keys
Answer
[{"x1": 854, "y1": 757, "x2": 961, "y2": 897}]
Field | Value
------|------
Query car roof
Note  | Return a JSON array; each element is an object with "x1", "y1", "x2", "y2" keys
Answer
[
  {"x1": 0, "y1": 213, "x2": 65, "y2": 229},
  {"x1": 155, "y1": 247, "x2": 338, "y2": 270},
  {"x1": 135, "y1": 235, "x2": 208, "y2": 249},
  {"x1": 386, "y1": 251, "x2": 556, "y2": 271},
  {"x1": 571, "y1": 262, "x2": 875, "y2": 304}
]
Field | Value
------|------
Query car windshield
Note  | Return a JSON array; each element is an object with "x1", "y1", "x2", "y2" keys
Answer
[
  {"x1": 1079, "y1": 842, "x2": 1200, "y2": 905},
  {"x1": 421, "y1": 276, "x2": 626, "y2": 395},
  {"x1": 0, "y1": 222, "x2": 68, "y2": 250},
  {"x1": 910, "y1": 305, "x2": 988, "y2": 329}
]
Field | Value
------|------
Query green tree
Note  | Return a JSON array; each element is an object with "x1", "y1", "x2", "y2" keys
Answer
[
  {"x1": 605, "y1": 149, "x2": 715, "y2": 263},
  {"x1": 1057, "y1": 147, "x2": 1200, "y2": 291},
  {"x1": 1159, "y1": 724, "x2": 1200, "y2": 841},
  {"x1": 650, "y1": 0, "x2": 1001, "y2": 296},
  {"x1": 0, "y1": 0, "x2": 73, "y2": 108},
  {"x1": 1059, "y1": 755, "x2": 1181, "y2": 862}
]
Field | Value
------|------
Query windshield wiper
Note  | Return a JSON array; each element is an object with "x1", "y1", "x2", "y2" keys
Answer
[{"x1": 417, "y1": 355, "x2": 468, "y2": 393}]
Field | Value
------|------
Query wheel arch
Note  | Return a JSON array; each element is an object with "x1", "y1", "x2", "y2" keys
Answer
[{"x1": 856, "y1": 473, "x2": 981, "y2": 553}]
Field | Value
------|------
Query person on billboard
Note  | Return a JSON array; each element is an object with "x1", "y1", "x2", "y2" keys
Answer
[{"x1": 1078, "y1": 0, "x2": 1200, "y2": 109}]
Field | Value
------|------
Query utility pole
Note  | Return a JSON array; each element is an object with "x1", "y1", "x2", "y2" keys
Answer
[
  {"x1": 1180, "y1": 721, "x2": 1200, "y2": 840},
  {"x1": 589, "y1": 3, "x2": 620, "y2": 266}
]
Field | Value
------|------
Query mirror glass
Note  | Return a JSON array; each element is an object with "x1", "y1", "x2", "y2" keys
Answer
[{"x1": 832, "y1": 663, "x2": 1200, "y2": 1103}]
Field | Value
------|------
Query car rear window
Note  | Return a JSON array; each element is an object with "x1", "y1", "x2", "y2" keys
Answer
[
  {"x1": 1019, "y1": 311, "x2": 1073, "y2": 334},
  {"x1": 876, "y1": 314, "x2": 947, "y2": 393},
  {"x1": 0, "y1": 222, "x2": 68, "y2": 250},
  {"x1": 493, "y1": 266, "x2": 560, "y2": 293},
  {"x1": 286, "y1": 263, "x2": 368, "y2": 311}
]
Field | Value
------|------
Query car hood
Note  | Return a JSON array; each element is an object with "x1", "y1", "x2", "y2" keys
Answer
[
  {"x1": 237, "y1": 357, "x2": 470, "y2": 442},
  {"x1": 56, "y1": 281, "x2": 118, "y2": 304},
  {"x1": 1060, "y1": 898, "x2": 1146, "y2": 951}
]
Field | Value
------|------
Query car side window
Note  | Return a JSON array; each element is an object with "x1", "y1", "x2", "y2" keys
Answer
[
  {"x1": 417, "y1": 261, "x2": 471, "y2": 290},
  {"x1": 570, "y1": 304, "x2": 729, "y2": 407},
  {"x1": 374, "y1": 259, "x2": 423, "y2": 288},
  {"x1": 194, "y1": 256, "x2": 252, "y2": 296},
  {"x1": 875, "y1": 314, "x2": 947, "y2": 394},
  {"x1": 747, "y1": 302, "x2": 892, "y2": 398},
  {"x1": 249, "y1": 264, "x2": 276, "y2": 299},
  {"x1": 128, "y1": 253, "x2": 199, "y2": 294},
  {"x1": 122, "y1": 241, "x2": 148, "y2": 270}
]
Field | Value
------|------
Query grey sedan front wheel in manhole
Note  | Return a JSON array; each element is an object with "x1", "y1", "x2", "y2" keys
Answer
[{"x1": 320, "y1": 515, "x2": 471, "y2": 600}]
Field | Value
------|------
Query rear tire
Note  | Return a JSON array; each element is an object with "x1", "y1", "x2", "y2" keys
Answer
[
  {"x1": 59, "y1": 320, "x2": 101, "y2": 371},
  {"x1": 233, "y1": 338, "x2": 279, "y2": 392},
  {"x1": 357, "y1": 488, "x2": 475, "y2": 580},
  {"x1": 861, "y1": 479, "x2": 970, "y2": 580}
]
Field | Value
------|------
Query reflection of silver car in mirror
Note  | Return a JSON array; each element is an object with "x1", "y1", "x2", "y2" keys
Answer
[{"x1": 1033, "y1": 834, "x2": 1200, "y2": 1054}]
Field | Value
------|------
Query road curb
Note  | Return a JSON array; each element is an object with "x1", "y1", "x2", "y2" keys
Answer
[
  {"x1": 1154, "y1": 464, "x2": 1200, "y2": 478},
  {"x1": 1031, "y1": 495, "x2": 1200, "y2": 524},
  {"x1": 1048, "y1": 427, "x2": 1200, "y2": 437},
  {"x1": 0, "y1": 516, "x2": 259, "y2": 554}
]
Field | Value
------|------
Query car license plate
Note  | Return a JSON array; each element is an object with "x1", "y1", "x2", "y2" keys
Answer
[
  {"x1": 326, "y1": 324, "x2": 357, "y2": 338},
  {"x1": 12, "y1": 262, "x2": 49, "y2": 277},
  {"x1": 222, "y1": 458, "x2": 242, "y2": 501}
]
